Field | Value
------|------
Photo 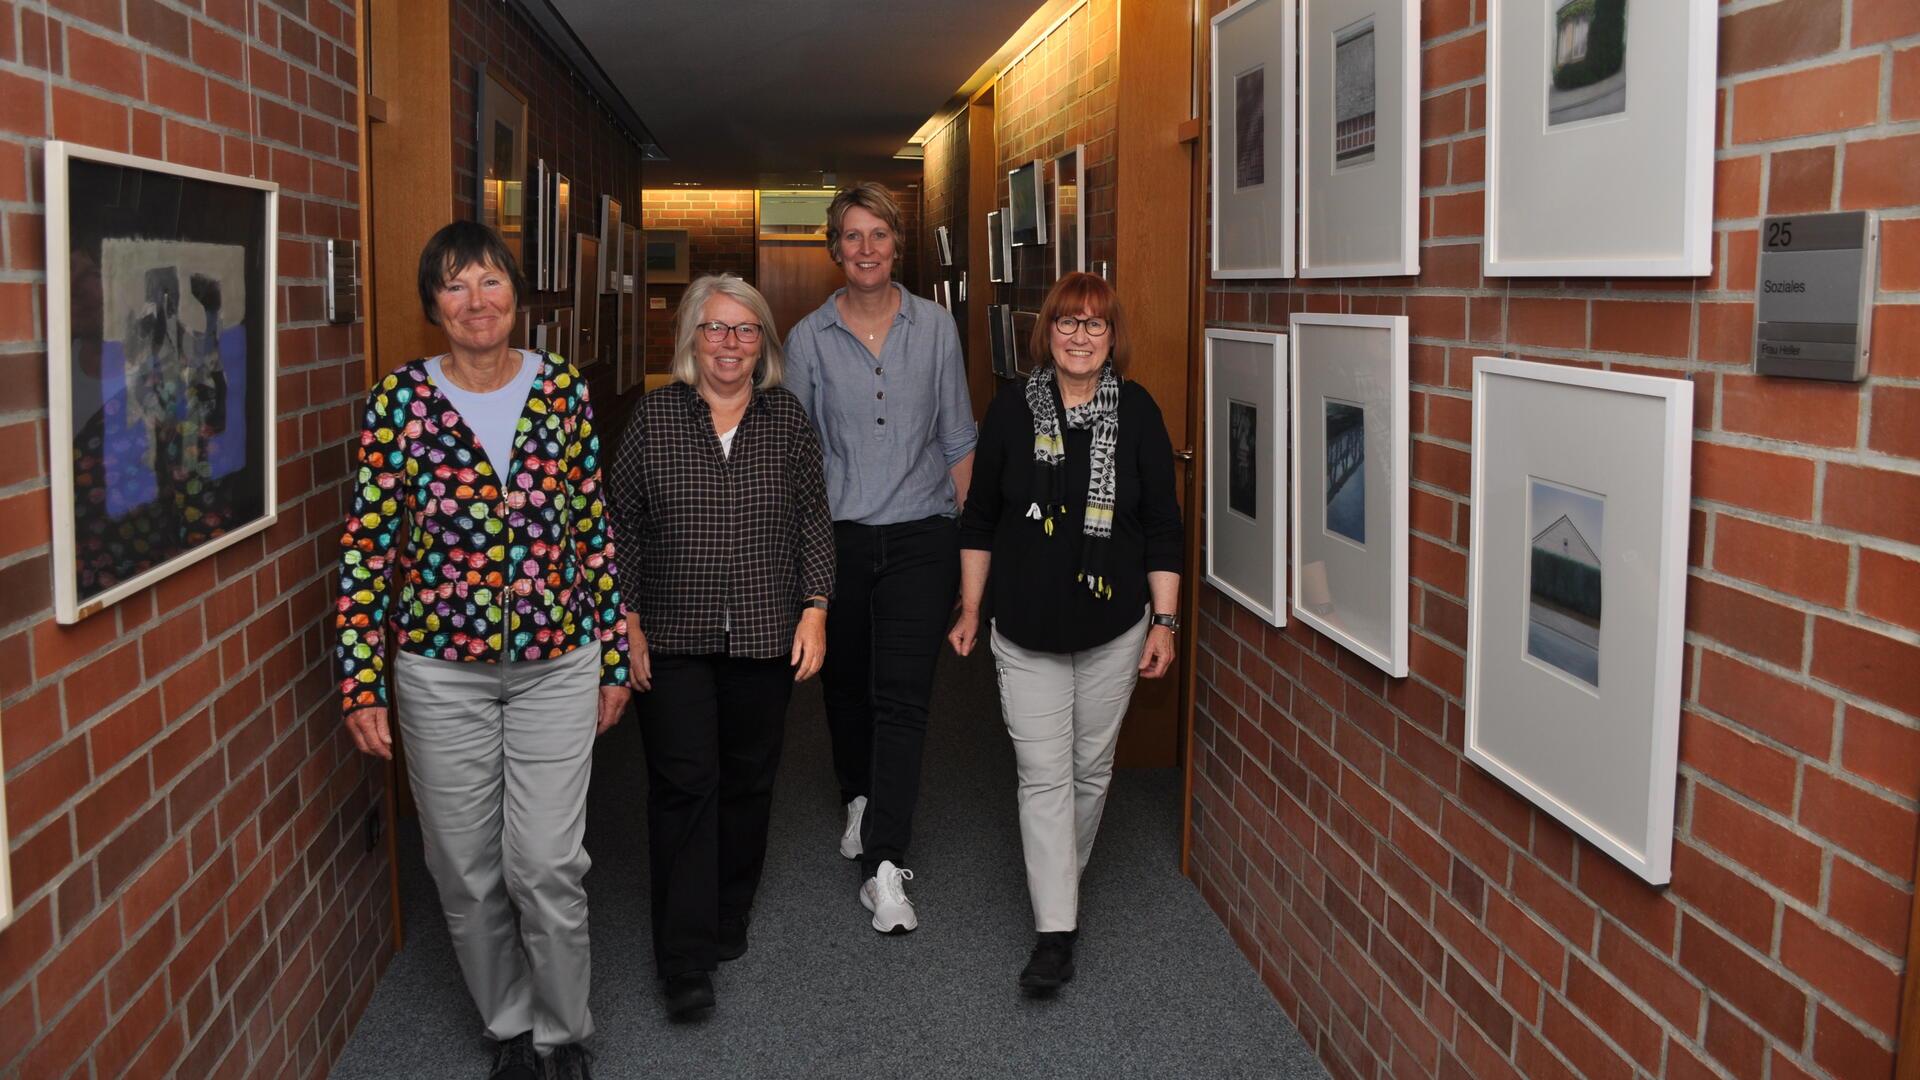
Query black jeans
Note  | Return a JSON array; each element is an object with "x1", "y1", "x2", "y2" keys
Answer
[
  {"x1": 823, "y1": 515, "x2": 960, "y2": 876},
  {"x1": 637, "y1": 652, "x2": 794, "y2": 978}
]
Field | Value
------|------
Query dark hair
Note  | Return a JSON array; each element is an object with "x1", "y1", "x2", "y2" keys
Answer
[
  {"x1": 1031, "y1": 271, "x2": 1129, "y2": 374},
  {"x1": 417, "y1": 220, "x2": 526, "y2": 324}
]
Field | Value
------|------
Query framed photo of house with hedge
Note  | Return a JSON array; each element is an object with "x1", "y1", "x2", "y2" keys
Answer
[{"x1": 1464, "y1": 357, "x2": 1693, "y2": 884}]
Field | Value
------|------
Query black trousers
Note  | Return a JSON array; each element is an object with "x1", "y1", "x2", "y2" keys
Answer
[
  {"x1": 822, "y1": 515, "x2": 960, "y2": 876},
  {"x1": 637, "y1": 652, "x2": 793, "y2": 978}
]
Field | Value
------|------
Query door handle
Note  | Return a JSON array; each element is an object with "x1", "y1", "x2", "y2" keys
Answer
[{"x1": 1173, "y1": 448, "x2": 1195, "y2": 462}]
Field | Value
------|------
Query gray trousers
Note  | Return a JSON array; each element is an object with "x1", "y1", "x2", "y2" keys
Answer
[
  {"x1": 990, "y1": 613, "x2": 1150, "y2": 932},
  {"x1": 394, "y1": 644, "x2": 599, "y2": 1051}
]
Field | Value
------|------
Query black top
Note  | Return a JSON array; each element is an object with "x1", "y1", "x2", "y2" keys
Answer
[
  {"x1": 608, "y1": 382, "x2": 835, "y2": 659},
  {"x1": 959, "y1": 378, "x2": 1184, "y2": 653}
]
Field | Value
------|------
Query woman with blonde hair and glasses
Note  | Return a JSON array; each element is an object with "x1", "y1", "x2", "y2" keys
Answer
[
  {"x1": 784, "y1": 181, "x2": 975, "y2": 934},
  {"x1": 608, "y1": 274, "x2": 835, "y2": 1018}
]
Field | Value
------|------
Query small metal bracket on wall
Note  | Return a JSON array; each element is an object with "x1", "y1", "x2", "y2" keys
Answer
[{"x1": 326, "y1": 238, "x2": 360, "y2": 324}]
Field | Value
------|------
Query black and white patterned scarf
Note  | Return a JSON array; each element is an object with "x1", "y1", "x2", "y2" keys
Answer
[{"x1": 1026, "y1": 361, "x2": 1121, "y2": 599}]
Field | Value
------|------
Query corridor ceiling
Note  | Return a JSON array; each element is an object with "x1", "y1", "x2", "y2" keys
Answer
[{"x1": 548, "y1": 0, "x2": 1046, "y2": 189}]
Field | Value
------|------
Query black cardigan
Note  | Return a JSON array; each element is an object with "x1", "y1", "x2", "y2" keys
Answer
[{"x1": 958, "y1": 378, "x2": 1184, "y2": 653}]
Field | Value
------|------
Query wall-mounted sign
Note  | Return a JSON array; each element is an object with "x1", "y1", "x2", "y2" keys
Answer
[{"x1": 1753, "y1": 211, "x2": 1876, "y2": 382}]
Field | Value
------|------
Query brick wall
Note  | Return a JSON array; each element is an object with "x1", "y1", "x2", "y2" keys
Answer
[
  {"x1": 0, "y1": 1, "x2": 391, "y2": 1077},
  {"x1": 922, "y1": 110, "x2": 967, "y2": 312},
  {"x1": 992, "y1": 0, "x2": 1117, "y2": 315},
  {"x1": 449, "y1": 0, "x2": 647, "y2": 404},
  {"x1": 1189, "y1": 3, "x2": 1920, "y2": 1080},
  {"x1": 639, "y1": 188, "x2": 756, "y2": 371}
]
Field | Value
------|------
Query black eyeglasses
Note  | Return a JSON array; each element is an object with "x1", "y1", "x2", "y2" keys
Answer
[
  {"x1": 698, "y1": 320, "x2": 763, "y2": 344},
  {"x1": 1053, "y1": 315, "x2": 1109, "y2": 337}
]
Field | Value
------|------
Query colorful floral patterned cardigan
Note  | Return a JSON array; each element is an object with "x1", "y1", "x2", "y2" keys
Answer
[{"x1": 334, "y1": 353, "x2": 631, "y2": 716}]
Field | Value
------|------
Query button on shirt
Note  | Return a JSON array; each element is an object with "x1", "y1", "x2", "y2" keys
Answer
[{"x1": 783, "y1": 284, "x2": 977, "y2": 525}]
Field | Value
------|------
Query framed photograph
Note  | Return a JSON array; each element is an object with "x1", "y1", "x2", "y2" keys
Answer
[
  {"x1": 531, "y1": 158, "x2": 548, "y2": 290},
  {"x1": 1054, "y1": 145, "x2": 1085, "y2": 277},
  {"x1": 986, "y1": 210, "x2": 1010, "y2": 284},
  {"x1": 645, "y1": 228, "x2": 690, "y2": 285},
  {"x1": 1012, "y1": 311, "x2": 1038, "y2": 378},
  {"x1": 1210, "y1": 0, "x2": 1296, "y2": 279},
  {"x1": 1008, "y1": 160, "x2": 1047, "y2": 246},
  {"x1": 476, "y1": 67, "x2": 528, "y2": 268},
  {"x1": 1466, "y1": 358, "x2": 1692, "y2": 883},
  {"x1": 1485, "y1": 0, "x2": 1716, "y2": 276},
  {"x1": 619, "y1": 224, "x2": 644, "y2": 393},
  {"x1": 552, "y1": 172, "x2": 571, "y2": 292},
  {"x1": 1288, "y1": 313, "x2": 1407, "y2": 676},
  {"x1": 1299, "y1": 0, "x2": 1419, "y2": 277},
  {"x1": 989, "y1": 304, "x2": 1017, "y2": 379},
  {"x1": 598, "y1": 195, "x2": 622, "y2": 294},
  {"x1": 0, "y1": 705, "x2": 15, "y2": 930},
  {"x1": 935, "y1": 224, "x2": 954, "y2": 267},
  {"x1": 573, "y1": 233, "x2": 600, "y2": 365},
  {"x1": 1205, "y1": 328, "x2": 1288, "y2": 626},
  {"x1": 45, "y1": 142, "x2": 279, "y2": 624},
  {"x1": 935, "y1": 279, "x2": 952, "y2": 312}
]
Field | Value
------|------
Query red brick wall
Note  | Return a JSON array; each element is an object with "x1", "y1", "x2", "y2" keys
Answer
[
  {"x1": 0, "y1": 2, "x2": 391, "y2": 1077},
  {"x1": 1190, "y1": 3, "x2": 1920, "y2": 1080},
  {"x1": 992, "y1": 0, "x2": 1117, "y2": 314},
  {"x1": 639, "y1": 188, "x2": 756, "y2": 372},
  {"x1": 922, "y1": 110, "x2": 967, "y2": 308},
  {"x1": 450, "y1": 0, "x2": 647, "y2": 405}
]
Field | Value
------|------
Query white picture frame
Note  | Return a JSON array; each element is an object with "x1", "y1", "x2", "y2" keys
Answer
[
  {"x1": 1009, "y1": 159, "x2": 1047, "y2": 247},
  {"x1": 531, "y1": 158, "x2": 549, "y2": 291},
  {"x1": 935, "y1": 224, "x2": 953, "y2": 267},
  {"x1": 1465, "y1": 357, "x2": 1693, "y2": 884},
  {"x1": 1299, "y1": 0, "x2": 1419, "y2": 278},
  {"x1": 987, "y1": 210, "x2": 1010, "y2": 284},
  {"x1": 1288, "y1": 313, "x2": 1408, "y2": 676},
  {"x1": 1205, "y1": 328, "x2": 1288, "y2": 626},
  {"x1": 1484, "y1": 0, "x2": 1717, "y2": 277},
  {"x1": 552, "y1": 172, "x2": 571, "y2": 292},
  {"x1": 45, "y1": 141, "x2": 281, "y2": 624},
  {"x1": 1053, "y1": 144, "x2": 1085, "y2": 277},
  {"x1": 1210, "y1": 0, "x2": 1296, "y2": 279},
  {"x1": 598, "y1": 195, "x2": 622, "y2": 294}
]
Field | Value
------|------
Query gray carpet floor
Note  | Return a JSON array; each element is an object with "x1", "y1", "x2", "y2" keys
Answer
[{"x1": 331, "y1": 646, "x2": 1324, "y2": 1079}]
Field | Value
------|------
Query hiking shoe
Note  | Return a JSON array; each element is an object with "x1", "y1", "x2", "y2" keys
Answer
[
  {"x1": 859, "y1": 860, "x2": 917, "y2": 933},
  {"x1": 839, "y1": 796, "x2": 867, "y2": 859},
  {"x1": 1018, "y1": 930, "x2": 1078, "y2": 996}
]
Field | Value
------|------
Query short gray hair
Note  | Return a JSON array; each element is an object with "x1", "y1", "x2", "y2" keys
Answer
[{"x1": 670, "y1": 274, "x2": 785, "y2": 389}]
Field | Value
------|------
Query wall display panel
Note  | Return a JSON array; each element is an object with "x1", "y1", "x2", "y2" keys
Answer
[
  {"x1": 620, "y1": 224, "x2": 645, "y2": 393},
  {"x1": 1008, "y1": 160, "x2": 1047, "y2": 246},
  {"x1": 936, "y1": 224, "x2": 954, "y2": 267},
  {"x1": 1288, "y1": 313, "x2": 1407, "y2": 675},
  {"x1": 598, "y1": 195, "x2": 623, "y2": 294},
  {"x1": 45, "y1": 142, "x2": 280, "y2": 624},
  {"x1": 1465, "y1": 358, "x2": 1692, "y2": 883},
  {"x1": 552, "y1": 172, "x2": 572, "y2": 292},
  {"x1": 1210, "y1": 0, "x2": 1297, "y2": 279},
  {"x1": 644, "y1": 228, "x2": 690, "y2": 285},
  {"x1": 1205, "y1": 328, "x2": 1288, "y2": 626},
  {"x1": 1485, "y1": 0, "x2": 1716, "y2": 276},
  {"x1": 1299, "y1": 0, "x2": 1419, "y2": 277},
  {"x1": 990, "y1": 304, "x2": 1017, "y2": 379},
  {"x1": 1054, "y1": 145, "x2": 1085, "y2": 276},
  {"x1": 476, "y1": 67, "x2": 528, "y2": 268},
  {"x1": 531, "y1": 158, "x2": 549, "y2": 290},
  {"x1": 573, "y1": 233, "x2": 599, "y2": 365},
  {"x1": 987, "y1": 211, "x2": 1010, "y2": 284}
]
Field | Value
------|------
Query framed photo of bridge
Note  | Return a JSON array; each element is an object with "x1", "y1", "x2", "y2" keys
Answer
[
  {"x1": 1465, "y1": 358, "x2": 1691, "y2": 884},
  {"x1": 1484, "y1": 0, "x2": 1717, "y2": 276},
  {"x1": 1299, "y1": 0, "x2": 1419, "y2": 278},
  {"x1": 1288, "y1": 313, "x2": 1407, "y2": 676}
]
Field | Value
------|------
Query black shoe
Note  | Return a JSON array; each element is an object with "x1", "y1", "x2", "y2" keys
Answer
[
  {"x1": 547, "y1": 1043, "x2": 594, "y2": 1080},
  {"x1": 663, "y1": 971, "x2": 716, "y2": 1019},
  {"x1": 718, "y1": 915, "x2": 749, "y2": 961},
  {"x1": 486, "y1": 1031, "x2": 539, "y2": 1080},
  {"x1": 1018, "y1": 930, "x2": 1078, "y2": 996}
]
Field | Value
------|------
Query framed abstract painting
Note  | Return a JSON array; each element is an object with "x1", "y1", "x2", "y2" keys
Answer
[{"x1": 45, "y1": 141, "x2": 279, "y2": 624}]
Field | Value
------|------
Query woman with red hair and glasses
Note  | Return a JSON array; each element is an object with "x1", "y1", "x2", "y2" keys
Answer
[{"x1": 949, "y1": 271, "x2": 1183, "y2": 996}]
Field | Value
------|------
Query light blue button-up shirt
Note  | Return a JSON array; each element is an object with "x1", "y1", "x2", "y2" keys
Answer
[{"x1": 783, "y1": 283, "x2": 977, "y2": 525}]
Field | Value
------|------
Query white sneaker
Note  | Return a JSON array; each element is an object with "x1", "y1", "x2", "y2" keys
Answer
[
  {"x1": 859, "y1": 860, "x2": 918, "y2": 934},
  {"x1": 839, "y1": 796, "x2": 866, "y2": 860}
]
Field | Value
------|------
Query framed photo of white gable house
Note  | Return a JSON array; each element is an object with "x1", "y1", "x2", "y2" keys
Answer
[
  {"x1": 1465, "y1": 358, "x2": 1693, "y2": 884},
  {"x1": 1484, "y1": 0, "x2": 1717, "y2": 277}
]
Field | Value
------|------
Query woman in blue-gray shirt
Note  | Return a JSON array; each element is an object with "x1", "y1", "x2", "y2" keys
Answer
[{"x1": 784, "y1": 181, "x2": 975, "y2": 935}]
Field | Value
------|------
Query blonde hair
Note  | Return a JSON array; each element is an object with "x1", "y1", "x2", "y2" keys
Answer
[
  {"x1": 824, "y1": 182, "x2": 904, "y2": 267},
  {"x1": 670, "y1": 274, "x2": 784, "y2": 389}
]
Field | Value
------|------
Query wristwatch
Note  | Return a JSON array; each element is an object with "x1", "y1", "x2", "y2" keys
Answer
[
  {"x1": 1150, "y1": 612, "x2": 1179, "y2": 633},
  {"x1": 804, "y1": 598, "x2": 830, "y2": 612}
]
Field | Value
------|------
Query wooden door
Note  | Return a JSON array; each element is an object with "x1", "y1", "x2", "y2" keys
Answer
[{"x1": 757, "y1": 239, "x2": 842, "y2": 341}]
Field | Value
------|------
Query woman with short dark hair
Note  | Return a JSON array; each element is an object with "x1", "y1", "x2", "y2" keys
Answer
[
  {"x1": 784, "y1": 182, "x2": 976, "y2": 934},
  {"x1": 949, "y1": 271, "x2": 1183, "y2": 996},
  {"x1": 335, "y1": 220, "x2": 628, "y2": 1080}
]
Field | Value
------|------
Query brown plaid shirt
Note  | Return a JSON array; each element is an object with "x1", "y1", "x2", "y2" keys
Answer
[{"x1": 608, "y1": 382, "x2": 835, "y2": 659}]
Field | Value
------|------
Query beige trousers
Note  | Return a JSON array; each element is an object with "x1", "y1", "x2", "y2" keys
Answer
[{"x1": 990, "y1": 613, "x2": 1150, "y2": 932}]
